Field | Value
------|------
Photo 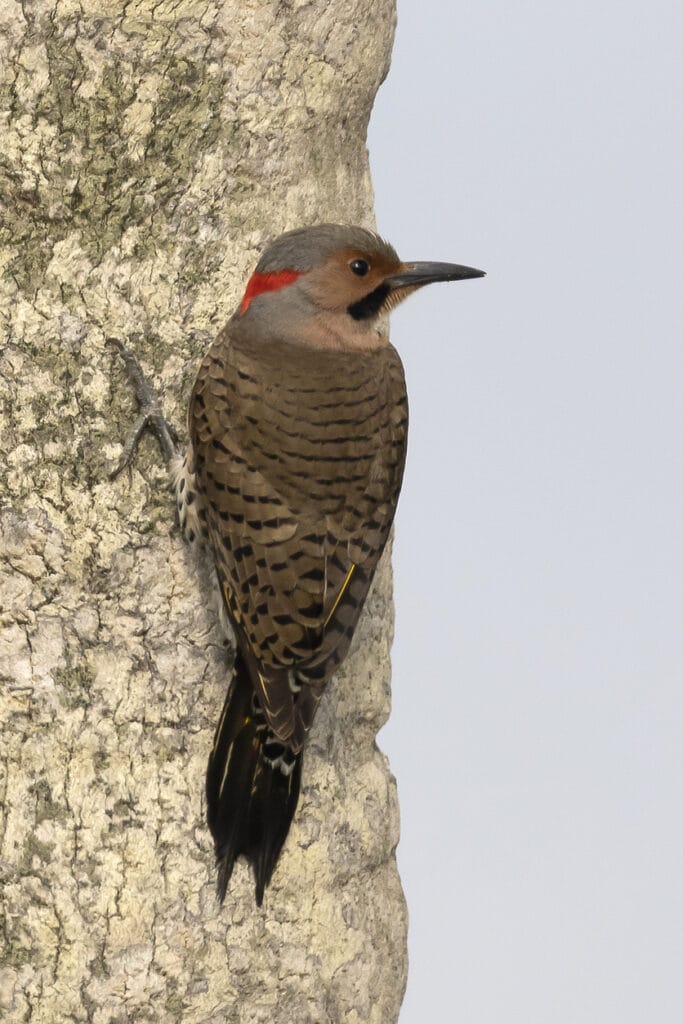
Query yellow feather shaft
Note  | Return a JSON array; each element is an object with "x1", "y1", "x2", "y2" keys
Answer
[{"x1": 324, "y1": 564, "x2": 356, "y2": 628}]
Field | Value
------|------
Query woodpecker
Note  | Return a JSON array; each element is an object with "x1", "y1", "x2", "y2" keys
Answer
[{"x1": 110, "y1": 224, "x2": 484, "y2": 905}]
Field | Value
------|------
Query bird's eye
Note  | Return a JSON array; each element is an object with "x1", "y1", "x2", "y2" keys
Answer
[{"x1": 349, "y1": 259, "x2": 370, "y2": 277}]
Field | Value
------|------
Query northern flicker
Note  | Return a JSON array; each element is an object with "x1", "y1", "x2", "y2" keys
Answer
[{"x1": 110, "y1": 224, "x2": 484, "y2": 905}]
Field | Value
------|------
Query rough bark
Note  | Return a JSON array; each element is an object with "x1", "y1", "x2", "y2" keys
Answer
[{"x1": 0, "y1": 2, "x2": 407, "y2": 1022}]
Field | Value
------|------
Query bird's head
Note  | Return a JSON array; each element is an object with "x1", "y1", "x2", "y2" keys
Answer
[{"x1": 234, "y1": 224, "x2": 485, "y2": 349}]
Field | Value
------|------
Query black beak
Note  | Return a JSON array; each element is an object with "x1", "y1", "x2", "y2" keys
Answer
[{"x1": 384, "y1": 261, "x2": 486, "y2": 289}]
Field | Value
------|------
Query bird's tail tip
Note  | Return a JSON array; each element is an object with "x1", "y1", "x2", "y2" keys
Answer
[{"x1": 206, "y1": 652, "x2": 302, "y2": 906}]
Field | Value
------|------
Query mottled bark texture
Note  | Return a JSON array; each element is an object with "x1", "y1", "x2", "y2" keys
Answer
[{"x1": 0, "y1": 2, "x2": 407, "y2": 1022}]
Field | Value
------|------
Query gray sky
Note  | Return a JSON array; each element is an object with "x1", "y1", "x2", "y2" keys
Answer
[{"x1": 368, "y1": 1, "x2": 682, "y2": 1020}]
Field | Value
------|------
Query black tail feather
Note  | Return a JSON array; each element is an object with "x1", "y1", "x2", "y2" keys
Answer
[
  {"x1": 206, "y1": 650, "x2": 302, "y2": 905},
  {"x1": 248, "y1": 753, "x2": 303, "y2": 904}
]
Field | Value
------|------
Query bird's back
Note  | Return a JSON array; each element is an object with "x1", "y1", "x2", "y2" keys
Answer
[{"x1": 190, "y1": 326, "x2": 407, "y2": 745}]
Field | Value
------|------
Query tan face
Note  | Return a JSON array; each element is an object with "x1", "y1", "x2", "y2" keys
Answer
[{"x1": 301, "y1": 247, "x2": 406, "y2": 313}]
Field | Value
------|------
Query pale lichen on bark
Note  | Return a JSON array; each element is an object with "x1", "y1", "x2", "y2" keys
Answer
[{"x1": 0, "y1": 1, "x2": 407, "y2": 1021}]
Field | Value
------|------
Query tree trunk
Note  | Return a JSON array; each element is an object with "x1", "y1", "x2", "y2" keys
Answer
[{"x1": 0, "y1": 2, "x2": 407, "y2": 1022}]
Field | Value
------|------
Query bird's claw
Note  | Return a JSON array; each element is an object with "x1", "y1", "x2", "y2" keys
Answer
[{"x1": 107, "y1": 337, "x2": 179, "y2": 479}]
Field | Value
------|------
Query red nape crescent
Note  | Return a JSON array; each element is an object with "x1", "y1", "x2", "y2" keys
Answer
[{"x1": 240, "y1": 270, "x2": 302, "y2": 315}]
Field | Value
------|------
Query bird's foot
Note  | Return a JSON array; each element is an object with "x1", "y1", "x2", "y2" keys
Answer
[{"x1": 107, "y1": 337, "x2": 179, "y2": 479}]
